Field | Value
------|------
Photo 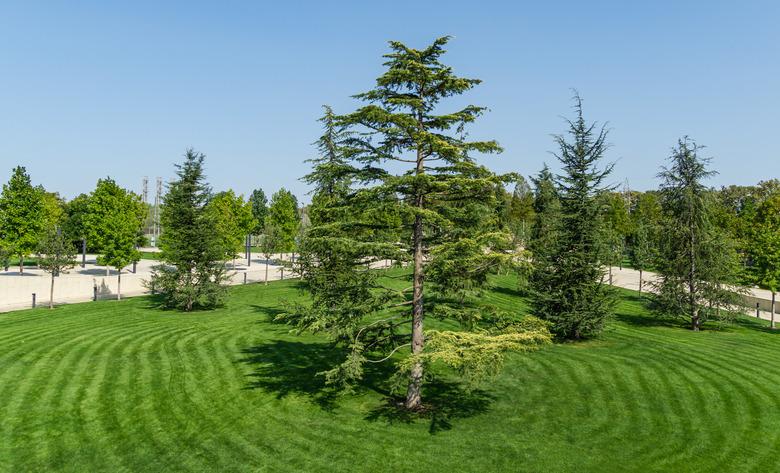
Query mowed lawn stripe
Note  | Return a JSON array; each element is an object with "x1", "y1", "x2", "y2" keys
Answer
[{"x1": 2, "y1": 275, "x2": 780, "y2": 472}]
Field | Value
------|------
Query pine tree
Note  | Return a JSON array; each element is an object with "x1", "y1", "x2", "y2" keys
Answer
[
  {"x1": 652, "y1": 138, "x2": 744, "y2": 330},
  {"x1": 37, "y1": 228, "x2": 76, "y2": 309},
  {"x1": 304, "y1": 105, "x2": 354, "y2": 227},
  {"x1": 148, "y1": 149, "x2": 228, "y2": 311},
  {"x1": 530, "y1": 95, "x2": 617, "y2": 339},
  {"x1": 528, "y1": 165, "x2": 562, "y2": 296},
  {"x1": 281, "y1": 37, "x2": 550, "y2": 410},
  {"x1": 0, "y1": 166, "x2": 45, "y2": 273}
]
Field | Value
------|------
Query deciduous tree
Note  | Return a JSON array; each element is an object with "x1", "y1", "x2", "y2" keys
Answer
[
  {"x1": 0, "y1": 166, "x2": 45, "y2": 273},
  {"x1": 37, "y1": 228, "x2": 76, "y2": 309}
]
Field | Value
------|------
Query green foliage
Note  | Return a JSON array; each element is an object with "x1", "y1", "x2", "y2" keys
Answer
[
  {"x1": 0, "y1": 166, "x2": 46, "y2": 272},
  {"x1": 503, "y1": 175, "x2": 535, "y2": 247},
  {"x1": 529, "y1": 96, "x2": 617, "y2": 340},
  {"x1": 62, "y1": 193, "x2": 91, "y2": 244},
  {"x1": 748, "y1": 193, "x2": 780, "y2": 294},
  {"x1": 148, "y1": 149, "x2": 229, "y2": 311},
  {"x1": 652, "y1": 138, "x2": 745, "y2": 329},
  {"x1": 84, "y1": 178, "x2": 145, "y2": 271},
  {"x1": 249, "y1": 188, "x2": 268, "y2": 234},
  {"x1": 627, "y1": 192, "x2": 661, "y2": 275},
  {"x1": 282, "y1": 37, "x2": 548, "y2": 409},
  {"x1": 37, "y1": 228, "x2": 77, "y2": 308},
  {"x1": 268, "y1": 188, "x2": 300, "y2": 253},
  {"x1": 206, "y1": 190, "x2": 257, "y2": 259}
]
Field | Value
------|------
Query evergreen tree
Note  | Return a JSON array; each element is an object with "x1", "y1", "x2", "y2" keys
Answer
[
  {"x1": 281, "y1": 37, "x2": 550, "y2": 410},
  {"x1": 0, "y1": 166, "x2": 45, "y2": 273},
  {"x1": 249, "y1": 188, "x2": 268, "y2": 234},
  {"x1": 530, "y1": 96, "x2": 617, "y2": 339},
  {"x1": 748, "y1": 193, "x2": 780, "y2": 327},
  {"x1": 37, "y1": 228, "x2": 76, "y2": 309},
  {"x1": 268, "y1": 188, "x2": 300, "y2": 257},
  {"x1": 652, "y1": 138, "x2": 743, "y2": 330},
  {"x1": 148, "y1": 149, "x2": 228, "y2": 311},
  {"x1": 304, "y1": 105, "x2": 354, "y2": 227},
  {"x1": 526, "y1": 166, "x2": 561, "y2": 296}
]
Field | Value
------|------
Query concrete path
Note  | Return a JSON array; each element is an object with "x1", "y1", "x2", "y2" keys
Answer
[
  {"x1": 608, "y1": 266, "x2": 778, "y2": 324},
  {"x1": 0, "y1": 252, "x2": 294, "y2": 312}
]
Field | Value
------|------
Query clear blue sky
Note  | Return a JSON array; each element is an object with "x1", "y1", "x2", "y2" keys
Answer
[{"x1": 1, "y1": 0, "x2": 778, "y2": 202}]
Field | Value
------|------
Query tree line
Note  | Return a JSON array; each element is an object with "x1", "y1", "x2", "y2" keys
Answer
[{"x1": 0, "y1": 163, "x2": 305, "y2": 308}]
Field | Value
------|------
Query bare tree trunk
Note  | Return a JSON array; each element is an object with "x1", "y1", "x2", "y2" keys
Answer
[
  {"x1": 49, "y1": 272, "x2": 55, "y2": 309},
  {"x1": 19, "y1": 253, "x2": 23, "y2": 274},
  {"x1": 405, "y1": 130, "x2": 425, "y2": 411},
  {"x1": 609, "y1": 265, "x2": 613, "y2": 285},
  {"x1": 117, "y1": 270, "x2": 122, "y2": 301},
  {"x1": 265, "y1": 260, "x2": 269, "y2": 285},
  {"x1": 772, "y1": 292, "x2": 776, "y2": 330},
  {"x1": 689, "y1": 221, "x2": 698, "y2": 331},
  {"x1": 638, "y1": 269, "x2": 643, "y2": 294}
]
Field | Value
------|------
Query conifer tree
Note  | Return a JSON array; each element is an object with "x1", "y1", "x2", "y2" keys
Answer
[
  {"x1": 530, "y1": 96, "x2": 617, "y2": 339},
  {"x1": 0, "y1": 166, "x2": 45, "y2": 273},
  {"x1": 304, "y1": 105, "x2": 354, "y2": 227},
  {"x1": 148, "y1": 149, "x2": 228, "y2": 311},
  {"x1": 282, "y1": 37, "x2": 550, "y2": 410},
  {"x1": 652, "y1": 138, "x2": 743, "y2": 330},
  {"x1": 528, "y1": 165, "x2": 562, "y2": 296}
]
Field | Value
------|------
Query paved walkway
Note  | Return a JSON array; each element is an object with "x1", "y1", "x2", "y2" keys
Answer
[
  {"x1": 0, "y1": 252, "x2": 293, "y2": 312},
  {"x1": 608, "y1": 266, "x2": 778, "y2": 324}
]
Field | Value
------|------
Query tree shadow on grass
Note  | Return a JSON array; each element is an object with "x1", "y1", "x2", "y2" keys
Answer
[
  {"x1": 239, "y1": 339, "x2": 496, "y2": 431},
  {"x1": 365, "y1": 381, "x2": 495, "y2": 434}
]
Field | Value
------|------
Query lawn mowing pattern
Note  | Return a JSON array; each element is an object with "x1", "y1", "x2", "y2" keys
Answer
[{"x1": 1, "y1": 274, "x2": 779, "y2": 472}]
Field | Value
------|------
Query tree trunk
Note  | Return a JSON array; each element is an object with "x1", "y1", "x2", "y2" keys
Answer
[
  {"x1": 609, "y1": 265, "x2": 613, "y2": 285},
  {"x1": 689, "y1": 222, "x2": 698, "y2": 331},
  {"x1": 638, "y1": 269, "x2": 643, "y2": 294},
  {"x1": 49, "y1": 272, "x2": 55, "y2": 309},
  {"x1": 19, "y1": 253, "x2": 23, "y2": 274},
  {"x1": 265, "y1": 260, "x2": 269, "y2": 285},
  {"x1": 772, "y1": 292, "x2": 776, "y2": 330},
  {"x1": 405, "y1": 127, "x2": 426, "y2": 411},
  {"x1": 117, "y1": 270, "x2": 122, "y2": 301}
]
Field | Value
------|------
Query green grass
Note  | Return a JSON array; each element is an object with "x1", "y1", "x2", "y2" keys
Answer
[
  {"x1": 138, "y1": 251, "x2": 162, "y2": 260},
  {"x1": 1, "y1": 272, "x2": 779, "y2": 472}
]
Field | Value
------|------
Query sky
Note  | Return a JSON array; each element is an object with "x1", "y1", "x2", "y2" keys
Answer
[{"x1": 1, "y1": 0, "x2": 778, "y2": 202}]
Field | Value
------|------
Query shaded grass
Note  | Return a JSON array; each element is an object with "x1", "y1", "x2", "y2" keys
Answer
[{"x1": 1, "y1": 271, "x2": 779, "y2": 472}]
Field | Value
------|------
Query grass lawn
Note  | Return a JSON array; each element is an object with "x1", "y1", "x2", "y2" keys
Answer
[{"x1": 1, "y1": 272, "x2": 779, "y2": 472}]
